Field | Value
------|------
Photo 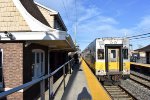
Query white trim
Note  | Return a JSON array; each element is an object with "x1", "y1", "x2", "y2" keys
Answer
[
  {"x1": 0, "y1": 31, "x2": 67, "y2": 40},
  {"x1": 0, "y1": 31, "x2": 75, "y2": 50},
  {"x1": 35, "y1": 2, "x2": 58, "y2": 14},
  {"x1": 12, "y1": 0, "x2": 51, "y2": 31}
]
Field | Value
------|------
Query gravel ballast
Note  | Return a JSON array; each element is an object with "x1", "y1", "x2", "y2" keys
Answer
[{"x1": 120, "y1": 79, "x2": 150, "y2": 100}]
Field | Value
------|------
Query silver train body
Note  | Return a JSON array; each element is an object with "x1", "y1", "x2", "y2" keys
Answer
[{"x1": 82, "y1": 38, "x2": 130, "y2": 83}]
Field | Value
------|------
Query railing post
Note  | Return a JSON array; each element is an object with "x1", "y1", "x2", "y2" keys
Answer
[
  {"x1": 40, "y1": 79, "x2": 45, "y2": 100},
  {"x1": 71, "y1": 60, "x2": 73, "y2": 67},
  {"x1": 63, "y1": 65, "x2": 65, "y2": 90},
  {"x1": 68, "y1": 61, "x2": 71, "y2": 74},
  {"x1": 49, "y1": 76, "x2": 53, "y2": 100}
]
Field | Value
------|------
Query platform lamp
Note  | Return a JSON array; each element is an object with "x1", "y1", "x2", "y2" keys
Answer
[{"x1": 4, "y1": 31, "x2": 16, "y2": 40}]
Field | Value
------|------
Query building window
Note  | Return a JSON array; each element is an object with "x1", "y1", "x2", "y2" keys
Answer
[
  {"x1": 32, "y1": 49, "x2": 45, "y2": 79},
  {"x1": 0, "y1": 49, "x2": 3, "y2": 87},
  {"x1": 123, "y1": 49, "x2": 128, "y2": 59},
  {"x1": 97, "y1": 49, "x2": 104, "y2": 59}
]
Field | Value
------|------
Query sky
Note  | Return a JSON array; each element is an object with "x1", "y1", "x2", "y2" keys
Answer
[{"x1": 35, "y1": 0, "x2": 150, "y2": 51}]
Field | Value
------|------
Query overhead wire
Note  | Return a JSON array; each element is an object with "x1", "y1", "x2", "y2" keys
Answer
[
  {"x1": 74, "y1": 0, "x2": 77, "y2": 45},
  {"x1": 61, "y1": 0, "x2": 70, "y2": 22},
  {"x1": 129, "y1": 35, "x2": 150, "y2": 40},
  {"x1": 127, "y1": 33, "x2": 150, "y2": 39}
]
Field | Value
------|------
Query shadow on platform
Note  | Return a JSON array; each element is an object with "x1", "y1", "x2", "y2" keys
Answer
[
  {"x1": 77, "y1": 87, "x2": 92, "y2": 100},
  {"x1": 61, "y1": 61, "x2": 83, "y2": 100}
]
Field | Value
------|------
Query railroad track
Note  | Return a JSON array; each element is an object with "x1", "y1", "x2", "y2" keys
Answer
[
  {"x1": 104, "y1": 85, "x2": 136, "y2": 100},
  {"x1": 130, "y1": 71, "x2": 150, "y2": 81},
  {"x1": 130, "y1": 73, "x2": 150, "y2": 89}
]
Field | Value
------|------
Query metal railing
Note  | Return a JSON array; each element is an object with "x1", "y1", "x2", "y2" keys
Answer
[{"x1": 0, "y1": 58, "x2": 74, "y2": 100}]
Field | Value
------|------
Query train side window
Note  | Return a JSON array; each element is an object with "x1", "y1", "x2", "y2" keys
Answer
[
  {"x1": 123, "y1": 49, "x2": 128, "y2": 59},
  {"x1": 97, "y1": 49, "x2": 104, "y2": 59}
]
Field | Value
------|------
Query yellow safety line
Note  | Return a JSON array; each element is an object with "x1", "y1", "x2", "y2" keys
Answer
[{"x1": 81, "y1": 58, "x2": 112, "y2": 100}]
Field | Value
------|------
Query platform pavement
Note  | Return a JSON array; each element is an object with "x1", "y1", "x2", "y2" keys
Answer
[
  {"x1": 39, "y1": 59, "x2": 111, "y2": 100},
  {"x1": 38, "y1": 61, "x2": 92, "y2": 100},
  {"x1": 61, "y1": 62, "x2": 92, "y2": 100}
]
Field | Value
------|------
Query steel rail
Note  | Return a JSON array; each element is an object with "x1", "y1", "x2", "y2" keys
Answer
[
  {"x1": 104, "y1": 85, "x2": 137, "y2": 100},
  {"x1": 130, "y1": 72, "x2": 150, "y2": 82},
  {"x1": 130, "y1": 75, "x2": 150, "y2": 89},
  {"x1": 118, "y1": 85, "x2": 137, "y2": 100}
]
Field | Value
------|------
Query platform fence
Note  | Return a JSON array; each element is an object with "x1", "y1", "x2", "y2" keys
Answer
[{"x1": 0, "y1": 58, "x2": 74, "y2": 100}]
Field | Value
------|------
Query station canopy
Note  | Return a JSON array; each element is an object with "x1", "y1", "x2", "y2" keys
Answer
[{"x1": 0, "y1": 0, "x2": 76, "y2": 52}]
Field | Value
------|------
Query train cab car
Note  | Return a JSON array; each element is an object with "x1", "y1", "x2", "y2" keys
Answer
[{"x1": 82, "y1": 38, "x2": 130, "y2": 84}]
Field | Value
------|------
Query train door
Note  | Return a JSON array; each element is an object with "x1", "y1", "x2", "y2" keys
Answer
[{"x1": 108, "y1": 48, "x2": 120, "y2": 72}]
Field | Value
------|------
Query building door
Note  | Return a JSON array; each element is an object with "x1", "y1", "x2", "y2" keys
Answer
[
  {"x1": 108, "y1": 48, "x2": 120, "y2": 72},
  {"x1": 32, "y1": 49, "x2": 45, "y2": 79}
]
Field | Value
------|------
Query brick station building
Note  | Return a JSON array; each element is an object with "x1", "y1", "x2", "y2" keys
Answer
[{"x1": 0, "y1": 0, "x2": 75, "y2": 99}]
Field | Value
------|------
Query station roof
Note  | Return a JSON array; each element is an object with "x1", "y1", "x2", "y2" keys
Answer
[
  {"x1": 0, "y1": 0, "x2": 75, "y2": 51},
  {"x1": 135, "y1": 45, "x2": 150, "y2": 52},
  {"x1": 35, "y1": 2, "x2": 67, "y2": 31}
]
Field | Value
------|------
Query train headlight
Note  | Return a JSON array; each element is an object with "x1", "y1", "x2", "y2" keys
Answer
[
  {"x1": 100, "y1": 70, "x2": 104, "y2": 73},
  {"x1": 96, "y1": 70, "x2": 105, "y2": 75},
  {"x1": 98, "y1": 70, "x2": 104, "y2": 73},
  {"x1": 123, "y1": 69, "x2": 130, "y2": 74}
]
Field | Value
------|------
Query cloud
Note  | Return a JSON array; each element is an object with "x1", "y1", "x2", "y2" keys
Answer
[
  {"x1": 137, "y1": 16, "x2": 150, "y2": 29},
  {"x1": 78, "y1": 8, "x2": 101, "y2": 23},
  {"x1": 129, "y1": 15, "x2": 150, "y2": 36},
  {"x1": 35, "y1": 0, "x2": 150, "y2": 50}
]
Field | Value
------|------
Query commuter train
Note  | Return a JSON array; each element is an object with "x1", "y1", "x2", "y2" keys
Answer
[{"x1": 82, "y1": 38, "x2": 130, "y2": 84}]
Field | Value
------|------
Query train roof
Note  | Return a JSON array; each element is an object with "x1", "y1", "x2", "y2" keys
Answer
[
  {"x1": 95, "y1": 37, "x2": 128, "y2": 40},
  {"x1": 83, "y1": 37, "x2": 129, "y2": 51}
]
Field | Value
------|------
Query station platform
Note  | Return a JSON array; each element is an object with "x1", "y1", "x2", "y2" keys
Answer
[
  {"x1": 131, "y1": 62, "x2": 150, "y2": 68},
  {"x1": 42, "y1": 59, "x2": 111, "y2": 100},
  {"x1": 130, "y1": 62, "x2": 150, "y2": 75}
]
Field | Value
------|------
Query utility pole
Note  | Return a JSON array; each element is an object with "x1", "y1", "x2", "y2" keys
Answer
[
  {"x1": 75, "y1": 23, "x2": 77, "y2": 46},
  {"x1": 74, "y1": 0, "x2": 77, "y2": 46}
]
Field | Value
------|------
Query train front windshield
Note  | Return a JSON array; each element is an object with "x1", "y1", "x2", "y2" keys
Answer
[{"x1": 97, "y1": 49, "x2": 104, "y2": 59}]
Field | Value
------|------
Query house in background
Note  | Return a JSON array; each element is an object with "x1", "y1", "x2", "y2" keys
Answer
[
  {"x1": 132, "y1": 45, "x2": 150, "y2": 64},
  {"x1": 0, "y1": 0, "x2": 75, "y2": 100}
]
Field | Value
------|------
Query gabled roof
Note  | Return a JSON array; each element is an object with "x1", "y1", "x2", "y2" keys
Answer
[
  {"x1": 135, "y1": 45, "x2": 150, "y2": 52},
  {"x1": 0, "y1": 0, "x2": 51, "y2": 32},
  {"x1": 0, "y1": 0, "x2": 75, "y2": 51},
  {"x1": 35, "y1": 2, "x2": 67, "y2": 31},
  {"x1": 20, "y1": 0, "x2": 50, "y2": 27},
  {"x1": 0, "y1": 0, "x2": 67, "y2": 32}
]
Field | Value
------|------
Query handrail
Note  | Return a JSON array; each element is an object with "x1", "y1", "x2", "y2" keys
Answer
[{"x1": 0, "y1": 58, "x2": 74, "y2": 99}]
